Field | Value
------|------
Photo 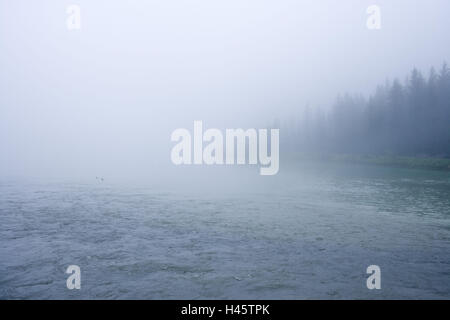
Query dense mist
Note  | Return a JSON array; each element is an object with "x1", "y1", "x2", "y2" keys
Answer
[
  {"x1": 2, "y1": 1, "x2": 450, "y2": 301},
  {"x1": 282, "y1": 63, "x2": 450, "y2": 157},
  {"x1": 1, "y1": 1, "x2": 450, "y2": 181}
]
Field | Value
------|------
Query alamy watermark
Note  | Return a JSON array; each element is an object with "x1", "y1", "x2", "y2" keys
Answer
[
  {"x1": 170, "y1": 121, "x2": 279, "y2": 175},
  {"x1": 366, "y1": 265, "x2": 381, "y2": 289},
  {"x1": 66, "y1": 265, "x2": 81, "y2": 290},
  {"x1": 66, "y1": 5, "x2": 81, "y2": 30},
  {"x1": 366, "y1": 5, "x2": 381, "y2": 30}
]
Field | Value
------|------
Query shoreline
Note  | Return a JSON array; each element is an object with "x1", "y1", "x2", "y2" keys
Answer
[{"x1": 288, "y1": 153, "x2": 450, "y2": 171}]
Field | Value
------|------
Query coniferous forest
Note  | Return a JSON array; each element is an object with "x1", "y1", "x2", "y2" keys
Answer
[{"x1": 283, "y1": 63, "x2": 450, "y2": 158}]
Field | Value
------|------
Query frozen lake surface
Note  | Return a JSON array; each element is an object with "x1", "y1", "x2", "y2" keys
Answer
[{"x1": 1, "y1": 163, "x2": 450, "y2": 299}]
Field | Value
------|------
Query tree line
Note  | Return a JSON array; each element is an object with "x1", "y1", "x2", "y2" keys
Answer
[{"x1": 282, "y1": 63, "x2": 450, "y2": 157}]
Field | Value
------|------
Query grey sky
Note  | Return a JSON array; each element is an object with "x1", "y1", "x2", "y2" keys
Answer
[{"x1": 1, "y1": 0, "x2": 449, "y2": 180}]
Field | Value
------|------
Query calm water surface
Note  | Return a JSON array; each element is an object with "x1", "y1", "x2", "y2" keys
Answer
[{"x1": 1, "y1": 163, "x2": 450, "y2": 299}]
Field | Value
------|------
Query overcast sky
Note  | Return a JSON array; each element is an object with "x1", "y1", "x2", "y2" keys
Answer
[{"x1": 1, "y1": 0, "x2": 450, "y2": 180}]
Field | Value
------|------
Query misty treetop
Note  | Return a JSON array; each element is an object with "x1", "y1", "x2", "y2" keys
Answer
[{"x1": 283, "y1": 63, "x2": 450, "y2": 157}]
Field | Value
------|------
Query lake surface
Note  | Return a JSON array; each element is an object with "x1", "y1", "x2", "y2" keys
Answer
[{"x1": 1, "y1": 162, "x2": 450, "y2": 299}]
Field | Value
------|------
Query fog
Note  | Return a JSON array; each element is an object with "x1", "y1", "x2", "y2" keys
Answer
[{"x1": 1, "y1": 0, "x2": 450, "y2": 182}]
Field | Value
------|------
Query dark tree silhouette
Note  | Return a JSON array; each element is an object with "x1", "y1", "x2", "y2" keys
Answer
[{"x1": 283, "y1": 63, "x2": 450, "y2": 157}]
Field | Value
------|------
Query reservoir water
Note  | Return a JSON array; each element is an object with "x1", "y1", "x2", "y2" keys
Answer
[{"x1": 1, "y1": 162, "x2": 450, "y2": 299}]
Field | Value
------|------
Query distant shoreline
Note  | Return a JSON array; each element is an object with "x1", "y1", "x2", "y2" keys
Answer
[
  {"x1": 331, "y1": 154, "x2": 450, "y2": 171},
  {"x1": 289, "y1": 153, "x2": 450, "y2": 171}
]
